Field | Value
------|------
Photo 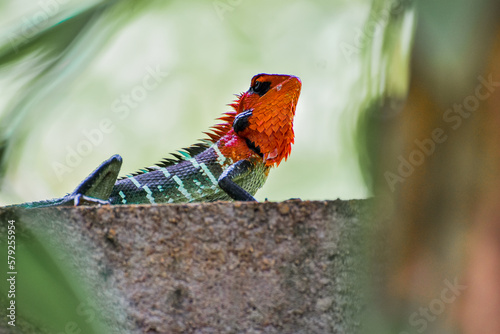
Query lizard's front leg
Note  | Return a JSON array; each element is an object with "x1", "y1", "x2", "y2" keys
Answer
[{"x1": 218, "y1": 160, "x2": 257, "y2": 201}]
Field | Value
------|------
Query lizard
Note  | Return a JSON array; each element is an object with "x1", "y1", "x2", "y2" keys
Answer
[{"x1": 6, "y1": 73, "x2": 301, "y2": 208}]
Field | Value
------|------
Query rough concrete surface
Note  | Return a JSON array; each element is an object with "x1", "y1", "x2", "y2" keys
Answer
[{"x1": 0, "y1": 200, "x2": 370, "y2": 334}]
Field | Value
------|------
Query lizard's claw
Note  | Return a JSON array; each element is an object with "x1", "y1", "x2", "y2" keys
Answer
[{"x1": 73, "y1": 194, "x2": 111, "y2": 206}]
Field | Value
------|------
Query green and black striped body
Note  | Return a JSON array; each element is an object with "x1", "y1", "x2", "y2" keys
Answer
[
  {"x1": 109, "y1": 143, "x2": 269, "y2": 204},
  {"x1": 9, "y1": 147, "x2": 269, "y2": 208}
]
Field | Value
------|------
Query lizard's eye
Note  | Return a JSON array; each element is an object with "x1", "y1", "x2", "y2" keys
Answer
[{"x1": 251, "y1": 80, "x2": 271, "y2": 96}]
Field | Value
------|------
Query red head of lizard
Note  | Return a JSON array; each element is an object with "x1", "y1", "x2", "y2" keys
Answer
[
  {"x1": 204, "y1": 74, "x2": 301, "y2": 167},
  {"x1": 235, "y1": 74, "x2": 301, "y2": 166}
]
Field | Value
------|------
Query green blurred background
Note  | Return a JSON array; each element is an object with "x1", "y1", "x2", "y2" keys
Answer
[{"x1": 0, "y1": 0, "x2": 387, "y2": 205}]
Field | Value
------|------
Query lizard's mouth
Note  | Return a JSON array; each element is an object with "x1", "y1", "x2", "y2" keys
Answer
[{"x1": 263, "y1": 149, "x2": 279, "y2": 162}]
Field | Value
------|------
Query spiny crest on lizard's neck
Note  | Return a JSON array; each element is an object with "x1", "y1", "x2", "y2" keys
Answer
[
  {"x1": 120, "y1": 108, "x2": 237, "y2": 178},
  {"x1": 123, "y1": 73, "x2": 301, "y2": 178}
]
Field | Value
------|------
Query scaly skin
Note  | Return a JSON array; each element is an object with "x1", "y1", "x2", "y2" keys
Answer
[{"x1": 8, "y1": 73, "x2": 301, "y2": 207}]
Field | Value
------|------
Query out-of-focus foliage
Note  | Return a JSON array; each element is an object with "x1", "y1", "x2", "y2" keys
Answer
[
  {"x1": 358, "y1": 0, "x2": 500, "y2": 333},
  {"x1": 0, "y1": 214, "x2": 113, "y2": 333},
  {"x1": 354, "y1": 0, "x2": 415, "y2": 191},
  {"x1": 0, "y1": 0, "x2": 166, "y2": 203}
]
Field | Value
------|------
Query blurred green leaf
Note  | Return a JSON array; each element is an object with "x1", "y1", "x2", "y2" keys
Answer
[{"x1": 0, "y1": 213, "x2": 107, "y2": 333}]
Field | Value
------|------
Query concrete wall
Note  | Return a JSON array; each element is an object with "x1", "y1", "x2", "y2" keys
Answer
[{"x1": 0, "y1": 200, "x2": 369, "y2": 334}]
